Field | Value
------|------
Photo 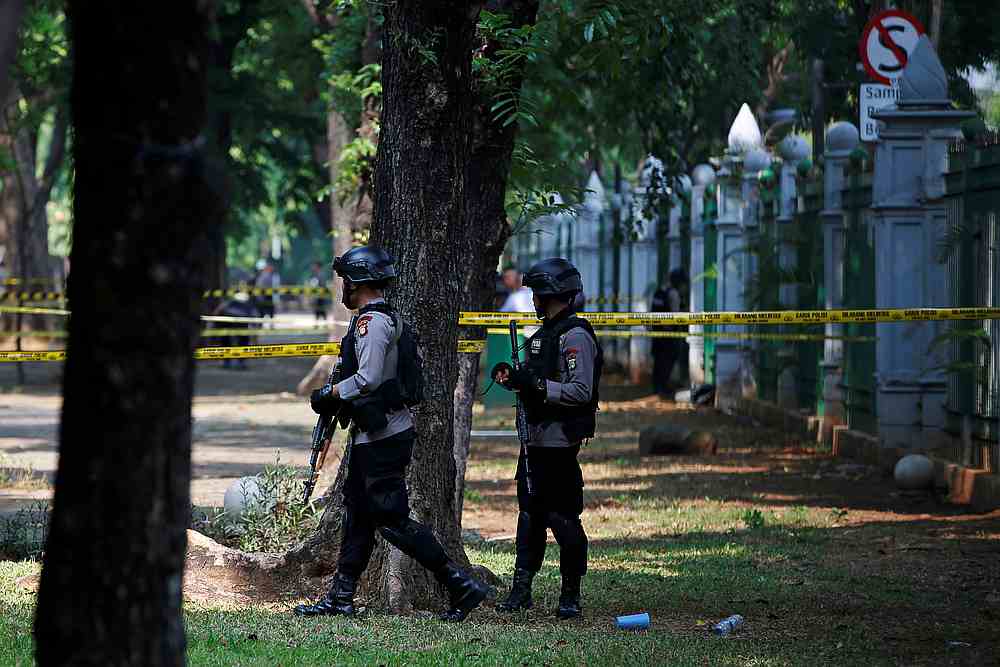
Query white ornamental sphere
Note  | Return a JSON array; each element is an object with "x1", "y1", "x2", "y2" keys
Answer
[
  {"x1": 223, "y1": 475, "x2": 268, "y2": 520},
  {"x1": 692, "y1": 164, "x2": 716, "y2": 186},
  {"x1": 777, "y1": 135, "x2": 811, "y2": 163},
  {"x1": 743, "y1": 148, "x2": 772, "y2": 174},
  {"x1": 893, "y1": 454, "x2": 934, "y2": 490},
  {"x1": 825, "y1": 122, "x2": 860, "y2": 153}
]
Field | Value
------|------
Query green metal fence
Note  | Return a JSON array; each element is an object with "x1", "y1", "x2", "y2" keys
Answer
[
  {"x1": 755, "y1": 190, "x2": 780, "y2": 402},
  {"x1": 703, "y1": 187, "x2": 718, "y2": 386},
  {"x1": 796, "y1": 182, "x2": 825, "y2": 415},
  {"x1": 943, "y1": 137, "x2": 1000, "y2": 472},
  {"x1": 840, "y1": 171, "x2": 877, "y2": 435}
]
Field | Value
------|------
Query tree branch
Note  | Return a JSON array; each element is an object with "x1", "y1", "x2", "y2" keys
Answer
[
  {"x1": 0, "y1": 0, "x2": 26, "y2": 108},
  {"x1": 300, "y1": 0, "x2": 333, "y2": 31},
  {"x1": 28, "y1": 106, "x2": 68, "y2": 221}
]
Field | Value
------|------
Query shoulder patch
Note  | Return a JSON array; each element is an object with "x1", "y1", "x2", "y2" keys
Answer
[{"x1": 357, "y1": 314, "x2": 372, "y2": 337}]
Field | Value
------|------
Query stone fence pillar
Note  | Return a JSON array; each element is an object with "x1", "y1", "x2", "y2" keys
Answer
[
  {"x1": 871, "y1": 37, "x2": 974, "y2": 450},
  {"x1": 819, "y1": 121, "x2": 860, "y2": 444},
  {"x1": 687, "y1": 164, "x2": 716, "y2": 388}
]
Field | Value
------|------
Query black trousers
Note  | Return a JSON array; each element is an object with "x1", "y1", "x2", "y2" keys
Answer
[
  {"x1": 337, "y1": 429, "x2": 449, "y2": 580},
  {"x1": 514, "y1": 445, "x2": 588, "y2": 578},
  {"x1": 651, "y1": 336, "x2": 681, "y2": 394}
]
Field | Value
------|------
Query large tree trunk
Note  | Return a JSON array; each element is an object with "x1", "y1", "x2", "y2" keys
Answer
[
  {"x1": 33, "y1": 3, "x2": 218, "y2": 665},
  {"x1": 0, "y1": 0, "x2": 25, "y2": 107},
  {"x1": 453, "y1": 0, "x2": 539, "y2": 522},
  {"x1": 363, "y1": 0, "x2": 482, "y2": 611},
  {"x1": 0, "y1": 87, "x2": 56, "y2": 285}
]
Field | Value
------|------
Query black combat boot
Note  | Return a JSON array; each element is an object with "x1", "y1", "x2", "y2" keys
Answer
[
  {"x1": 556, "y1": 575, "x2": 582, "y2": 620},
  {"x1": 293, "y1": 573, "x2": 357, "y2": 617},
  {"x1": 436, "y1": 562, "x2": 489, "y2": 622},
  {"x1": 496, "y1": 568, "x2": 535, "y2": 612}
]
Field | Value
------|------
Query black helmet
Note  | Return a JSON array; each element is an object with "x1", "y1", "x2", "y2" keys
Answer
[
  {"x1": 524, "y1": 258, "x2": 583, "y2": 297},
  {"x1": 332, "y1": 245, "x2": 397, "y2": 283}
]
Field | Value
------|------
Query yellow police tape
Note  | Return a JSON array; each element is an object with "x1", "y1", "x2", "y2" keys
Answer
[
  {"x1": 0, "y1": 339, "x2": 487, "y2": 363},
  {"x1": 1, "y1": 278, "x2": 57, "y2": 286},
  {"x1": 2, "y1": 327, "x2": 874, "y2": 343},
  {"x1": 461, "y1": 307, "x2": 1000, "y2": 327},
  {"x1": 484, "y1": 328, "x2": 873, "y2": 342},
  {"x1": 0, "y1": 305, "x2": 71, "y2": 316},
  {"x1": 201, "y1": 285, "x2": 330, "y2": 298},
  {"x1": 0, "y1": 291, "x2": 65, "y2": 302},
  {"x1": 1, "y1": 284, "x2": 332, "y2": 302}
]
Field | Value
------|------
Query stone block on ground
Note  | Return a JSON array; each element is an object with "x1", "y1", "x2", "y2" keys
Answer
[{"x1": 638, "y1": 425, "x2": 718, "y2": 456}]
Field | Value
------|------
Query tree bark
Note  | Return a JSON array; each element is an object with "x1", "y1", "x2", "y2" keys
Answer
[
  {"x1": 0, "y1": 87, "x2": 55, "y2": 285},
  {"x1": 0, "y1": 0, "x2": 25, "y2": 108},
  {"x1": 363, "y1": 0, "x2": 483, "y2": 611},
  {"x1": 453, "y1": 0, "x2": 539, "y2": 522},
  {"x1": 929, "y1": 0, "x2": 943, "y2": 49},
  {"x1": 34, "y1": 3, "x2": 218, "y2": 665}
]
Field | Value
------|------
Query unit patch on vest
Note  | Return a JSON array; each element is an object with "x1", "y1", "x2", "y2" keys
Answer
[
  {"x1": 531, "y1": 338, "x2": 542, "y2": 354},
  {"x1": 357, "y1": 314, "x2": 372, "y2": 337}
]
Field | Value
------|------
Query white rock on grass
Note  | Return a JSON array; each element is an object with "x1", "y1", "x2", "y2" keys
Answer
[
  {"x1": 893, "y1": 454, "x2": 934, "y2": 490},
  {"x1": 223, "y1": 475, "x2": 268, "y2": 521}
]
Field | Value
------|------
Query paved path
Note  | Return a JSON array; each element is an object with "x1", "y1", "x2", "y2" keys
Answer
[{"x1": 0, "y1": 353, "x2": 341, "y2": 512}]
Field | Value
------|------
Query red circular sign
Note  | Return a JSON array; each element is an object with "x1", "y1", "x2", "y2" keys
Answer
[{"x1": 859, "y1": 10, "x2": 926, "y2": 85}]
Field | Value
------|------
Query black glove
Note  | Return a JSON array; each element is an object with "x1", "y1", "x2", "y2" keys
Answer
[
  {"x1": 507, "y1": 366, "x2": 546, "y2": 398},
  {"x1": 490, "y1": 362, "x2": 513, "y2": 389},
  {"x1": 310, "y1": 384, "x2": 341, "y2": 415}
]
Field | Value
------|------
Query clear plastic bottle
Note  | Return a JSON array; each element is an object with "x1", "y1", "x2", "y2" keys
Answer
[{"x1": 712, "y1": 614, "x2": 744, "y2": 636}]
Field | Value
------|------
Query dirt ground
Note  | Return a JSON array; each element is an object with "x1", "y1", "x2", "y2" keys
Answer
[{"x1": 2, "y1": 348, "x2": 999, "y2": 661}]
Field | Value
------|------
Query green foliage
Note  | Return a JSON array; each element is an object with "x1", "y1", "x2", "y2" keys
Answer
[
  {"x1": 740, "y1": 507, "x2": 766, "y2": 530},
  {"x1": 0, "y1": 502, "x2": 49, "y2": 561},
  {"x1": 987, "y1": 95, "x2": 1000, "y2": 130},
  {"x1": 328, "y1": 63, "x2": 382, "y2": 202},
  {"x1": 236, "y1": 463, "x2": 322, "y2": 553},
  {"x1": 197, "y1": 459, "x2": 322, "y2": 554}
]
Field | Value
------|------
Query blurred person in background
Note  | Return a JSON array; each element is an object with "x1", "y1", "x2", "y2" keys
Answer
[
  {"x1": 308, "y1": 260, "x2": 330, "y2": 323},
  {"x1": 253, "y1": 259, "x2": 280, "y2": 325},
  {"x1": 649, "y1": 268, "x2": 689, "y2": 398},
  {"x1": 500, "y1": 265, "x2": 534, "y2": 313}
]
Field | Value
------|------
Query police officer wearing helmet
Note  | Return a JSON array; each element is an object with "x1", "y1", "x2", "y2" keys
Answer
[
  {"x1": 491, "y1": 257, "x2": 603, "y2": 619},
  {"x1": 295, "y1": 245, "x2": 488, "y2": 622}
]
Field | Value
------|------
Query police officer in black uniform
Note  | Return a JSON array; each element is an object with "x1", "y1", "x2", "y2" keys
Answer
[
  {"x1": 491, "y1": 257, "x2": 603, "y2": 619},
  {"x1": 294, "y1": 245, "x2": 488, "y2": 622}
]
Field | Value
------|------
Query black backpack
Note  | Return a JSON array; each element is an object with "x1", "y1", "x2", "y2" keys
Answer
[
  {"x1": 361, "y1": 302, "x2": 425, "y2": 407},
  {"x1": 394, "y1": 317, "x2": 425, "y2": 407}
]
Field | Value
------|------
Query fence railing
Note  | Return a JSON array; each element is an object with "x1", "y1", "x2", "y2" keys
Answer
[{"x1": 943, "y1": 142, "x2": 1000, "y2": 472}]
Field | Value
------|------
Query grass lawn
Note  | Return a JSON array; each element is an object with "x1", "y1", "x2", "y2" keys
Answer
[{"x1": 2, "y1": 396, "x2": 998, "y2": 665}]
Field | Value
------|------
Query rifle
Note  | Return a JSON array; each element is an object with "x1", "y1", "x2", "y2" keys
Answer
[
  {"x1": 509, "y1": 320, "x2": 535, "y2": 496},
  {"x1": 302, "y1": 364, "x2": 342, "y2": 504}
]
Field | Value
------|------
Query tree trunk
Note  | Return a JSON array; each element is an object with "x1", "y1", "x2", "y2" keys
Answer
[
  {"x1": 0, "y1": 0, "x2": 25, "y2": 107},
  {"x1": 929, "y1": 0, "x2": 943, "y2": 49},
  {"x1": 0, "y1": 87, "x2": 54, "y2": 284},
  {"x1": 34, "y1": 3, "x2": 218, "y2": 665},
  {"x1": 363, "y1": 0, "x2": 482, "y2": 611},
  {"x1": 453, "y1": 0, "x2": 539, "y2": 523}
]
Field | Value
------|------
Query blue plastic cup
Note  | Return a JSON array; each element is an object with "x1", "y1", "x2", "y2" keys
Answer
[{"x1": 616, "y1": 612, "x2": 650, "y2": 630}]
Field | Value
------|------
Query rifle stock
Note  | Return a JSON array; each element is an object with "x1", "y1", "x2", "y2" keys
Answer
[
  {"x1": 302, "y1": 363, "x2": 342, "y2": 504},
  {"x1": 509, "y1": 321, "x2": 535, "y2": 496}
]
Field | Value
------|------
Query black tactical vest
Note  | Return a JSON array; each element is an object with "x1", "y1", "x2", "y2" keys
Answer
[
  {"x1": 337, "y1": 302, "x2": 406, "y2": 431},
  {"x1": 522, "y1": 311, "x2": 604, "y2": 441}
]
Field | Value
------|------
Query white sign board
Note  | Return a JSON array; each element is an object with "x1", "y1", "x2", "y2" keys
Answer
[{"x1": 860, "y1": 83, "x2": 899, "y2": 142}]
